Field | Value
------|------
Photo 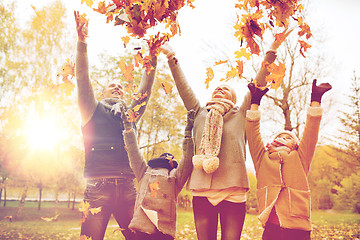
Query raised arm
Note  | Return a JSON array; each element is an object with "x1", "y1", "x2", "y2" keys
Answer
[
  {"x1": 121, "y1": 107, "x2": 147, "y2": 180},
  {"x1": 74, "y1": 11, "x2": 97, "y2": 126},
  {"x1": 160, "y1": 43, "x2": 201, "y2": 113},
  {"x1": 298, "y1": 79, "x2": 332, "y2": 172},
  {"x1": 245, "y1": 83, "x2": 269, "y2": 171},
  {"x1": 128, "y1": 55, "x2": 157, "y2": 122},
  {"x1": 175, "y1": 110, "x2": 195, "y2": 194}
]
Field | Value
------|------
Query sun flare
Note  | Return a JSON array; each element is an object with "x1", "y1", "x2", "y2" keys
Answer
[{"x1": 23, "y1": 105, "x2": 64, "y2": 151}]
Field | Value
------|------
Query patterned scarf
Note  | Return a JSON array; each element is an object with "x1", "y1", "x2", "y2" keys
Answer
[
  {"x1": 266, "y1": 137, "x2": 296, "y2": 154},
  {"x1": 192, "y1": 98, "x2": 234, "y2": 173},
  {"x1": 100, "y1": 98, "x2": 127, "y2": 117}
]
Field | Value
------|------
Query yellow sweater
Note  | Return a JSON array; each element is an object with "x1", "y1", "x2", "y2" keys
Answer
[{"x1": 245, "y1": 107, "x2": 322, "y2": 231}]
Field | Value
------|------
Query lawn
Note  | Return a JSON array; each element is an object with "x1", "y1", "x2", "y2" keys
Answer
[{"x1": 0, "y1": 201, "x2": 359, "y2": 239}]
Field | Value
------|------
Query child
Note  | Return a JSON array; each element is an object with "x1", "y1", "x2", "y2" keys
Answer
[
  {"x1": 121, "y1": 109, "x2": 195, "y2": 240},
  {"x1": 245, "y1": 79, "x2": 332, "y2": 240}
]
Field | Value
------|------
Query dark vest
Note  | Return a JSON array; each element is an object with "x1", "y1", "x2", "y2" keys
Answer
[{"x1": 82, "y1": 102, "x2": 135, "y2": 179}]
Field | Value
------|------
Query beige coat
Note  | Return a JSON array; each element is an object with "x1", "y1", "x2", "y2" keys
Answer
[
  {"x1": 123, "y1": 129, "x2": 194, "y2": 238},
  {"x1": 245, "y1": 107, "x2": 323, "y2": 231},
  {"x1": 167, "y1": 51, "x2": 276, "y2": 191}
]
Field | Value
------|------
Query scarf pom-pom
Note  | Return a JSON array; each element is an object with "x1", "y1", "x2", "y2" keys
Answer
[
  {"x1": 203, "y1": 156, "x2": 219, "y2": 174},
  {"x1": 192, "y1": 155, "x2": 205, "y2": 170}
]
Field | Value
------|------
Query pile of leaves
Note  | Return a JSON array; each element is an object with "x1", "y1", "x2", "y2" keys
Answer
[{"x1": 206, "y1": 0, "x2": 312, "y2": 90}]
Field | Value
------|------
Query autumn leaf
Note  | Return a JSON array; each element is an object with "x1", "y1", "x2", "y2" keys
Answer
[
  {"x1": 149, "y1": 180, "x2": 160, "y2": 198},
  {"x1": 81, "y1": 0, "x2": 94, "y2": 8},
  {"x1": 89, "y1": 207, "x2": 102, "y2": 215},
  {"x1": 134, "y1": 51, "x2": 143, "y2": 68},
  {"x1": 58, "y1": 58, "x2": 75, "y2": 82},
  {"x1": 265, "y1": 62, "x2": 286, "y2": 90},
  {"x1": 79, "y1": 200, "x2": 90, "y2": 223},
  {"x1": 236, "y1": 60, "x2": 244, "y2": 78},
  {"x1": 214, "y1": 60, "x2": 228, "y2": 66},
  {"x1": 126, "y1": 109, "x2": 140, "y2": 122},
  {"x1": 80, "y1": 235, "x2": 92, "y2": 240},
  {"x1": 131, "y1": 92, "x2": 147, "y2": 102},
  {"x1": 161, "y1": 81, "x2": 173, "y2": 95},
  {"x1": 132, "y1": 101, "x2": 146, "y2": 112},
  {"x1": 299, "y1": 40, "x2": 311, "y2": 58},
  {"x1": 119, "y1": 60, "x2": 134, "y2": 82},
  {"x1": 121, "y1": 36, "x2": 130, "y2": 48},
  {"x1": 58, "y1": 81, "x2": 75, "y2": 96},
  {"x1": 235, "y1": 48, "x2": 251, "y2": 60},
  {"x1": 220, "y1": 68, "x2": 238, "y2": 82},
  {"x1": 205, "y1": 67, "x2": 214, "y2": 89}
]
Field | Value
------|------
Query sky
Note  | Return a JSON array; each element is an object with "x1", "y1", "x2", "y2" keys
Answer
[{"x1": 7, "y1": 0, "x2": 360, "y2": 170}]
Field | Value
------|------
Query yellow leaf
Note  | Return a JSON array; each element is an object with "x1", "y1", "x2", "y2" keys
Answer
[
  {"x1": 205, "y1": 67, "x2": 214, "y2": 89},
  {"x1": 89, "y1": 207, "x2": 102, "y2": 215},
  {"x1": 121, "y1": 36, "x2": 130, "y2": 47},
  {"x1": 161, "y1": 81, "x2": 173, "y2": 95},
  {"x1": 81, "y1": 0, "x2": 94, "y2": 7},
  {"x1": 132, "y1": 102, "x2": 146, "y2": 112},
  {"x1": 221, "y1": 68, "x2": 237, "y2": 82},
  {"x1": 235, "y1": 48, "x2": 251, "y2": 60}
]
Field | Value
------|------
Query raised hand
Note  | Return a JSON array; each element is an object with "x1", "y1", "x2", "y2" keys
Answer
[
  {"x1": 248, "y1": 83, "x2": 269, "y2": 106},
  {"x1": 120, "y1": 106, "x2": 132, "y2": 131},
  {"x1": 74, "y1": 11, "x2": 88, "y2": 42},
  {"x1": 160, "y1": 42, "x2": 175, "y2": 59},
  {"x1": 185, "y1": 109, "x2": 196, "y2": 132},
  {"x1": 311, "y1": 79, "x2": 332, "y2": 103}
]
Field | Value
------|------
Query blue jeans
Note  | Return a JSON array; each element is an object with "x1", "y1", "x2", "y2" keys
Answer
[
  {"x1": 80, "y1": 178, "x2": 137, "y2": 240},
  {"x1": 192, "y1": 196, "x2": 246, "y2": 240}
]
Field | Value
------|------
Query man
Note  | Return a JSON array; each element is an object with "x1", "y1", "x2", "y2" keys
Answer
[{"x1": 74, "y1": 11, "x2": 157, "y2": 240}]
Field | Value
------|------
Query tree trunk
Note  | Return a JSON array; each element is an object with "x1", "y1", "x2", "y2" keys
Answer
[
  {"x1": 3, "y1": 187, "x2": 6, "y2": 207},
  {"x1": 72, "y1": 191, "x2": 76, "y2": 211},
  {"x1": 16, "y1": 185, "x2": 29, "y2": 220},
  {"x1": 55, "y1": 190, "x2": 59, "y2": 215},
  {"x1": 38, "y1": 185, "x2": 42, "y2": 210},
  {"x1": 68, "y1": 192, "x2": 71, "y2": 208}
]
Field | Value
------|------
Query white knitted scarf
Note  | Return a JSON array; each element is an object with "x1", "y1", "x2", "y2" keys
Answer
[
  {"x1": 192, "y1": 98, "x2": 234, "y2": 173},
  {"x1": 100, "y1": 98, "x2": 127, "y2": 117}
]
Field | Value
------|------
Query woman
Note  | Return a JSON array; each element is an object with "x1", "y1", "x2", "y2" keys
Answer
[
  {"x1": 245, "y1": 79, "x2": 331, "y2": 239},
  {"x1": 160, "y1": 33, "x2": 289, "y2": 240}
]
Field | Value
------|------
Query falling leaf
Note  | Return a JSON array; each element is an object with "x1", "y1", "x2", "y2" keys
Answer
[
  {"x1": 214, "y1": 60, "x2": 228, "y2": 65},
  {"x1": 126, "y1": 109, "x2": 140, "y2": 122},
  {"x1": 58, "y1": 58, "x2": 75, "y2": 82},
  {"x1": 149, "y1": 180, "x2": 160, "y2": 198},
  {"x1": 235, "y1": 48, "x2": 251, "y2": 60},
  {"x1": 265, "y1": 62, "x2": 286, "y2": 90},
  {"x1": 121, "y1": 36, "x2": 130, "y2": 48},
  {"x1": 161, "y1": 81, "x2": 173, "y2": 95},
  {"x1": 132, "y1": 102, "x2": 146, "y2": 112},
  {"x1": 205, "y1": 67, "x2": 214, "y2": 89},
  {"x1": 299, "y1": 40, "x2": 311, "y2": 58},
  {"x1": 81, "y1": 0, "x2": 94, "y2": 8},
  {"x1": 134, "y1": 51, "x2": 143, "y2": 68},
  {"x1": 220, "y1": 68, "x2": 238, "y2": 82},
  {"x1": 119, "y1": 60, "x2": 134, "y2": 82},
  {"x1": 236, "y1": 60, "x2": 244, "y2": 78},
  {"x1": 89, "y1": 207, "x2": 102, "y2": 215}
]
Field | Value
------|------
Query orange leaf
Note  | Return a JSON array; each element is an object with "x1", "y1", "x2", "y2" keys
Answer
[
  {"x1": 119, "y1": 60, "x2": 134, "y2": 82},
  {"x1": 121, "y1": 36, "x2": 130, "y2": 48},
  {"x1": 299, "y1": 40, "x2": 311, "y2": 58},
  {"x1": 205, "y1": 67, "x2": 214, "y2": 89},
  {"x1": 220, "y1": 68, "x2": 238, "y2": 82},
  {"x1": 134, "y1": 51, "x2": 143, "y2": 68},
  {"x1": 161, "y1": 81, "x2": 173, "y2": 95},
  {"x1": 214, "y1": 60, "x2": 228, "y2": 66},
  {"x1": 58, "y1": 58, "x2": 75, "y2": 82},
  {"x1": 236, "y1": 60, "x2": 244, "y2": 78},
  {"x1": 149, "y1": 180, "x2": 160, "y2": 198},
  {"x1": 265, "y1": 62, "x2": 286, "y2": 90},
  {"x1": 132, "y1": 102, "x2": 146, "y2": 112},
  {"x1": 126, "y1": 109, "x2": 140, "y2": 122}
]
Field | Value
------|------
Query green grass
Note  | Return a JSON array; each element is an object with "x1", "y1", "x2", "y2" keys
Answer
[{"x1": 0, "y1": 201, "x2": 359, "y2": 239}]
